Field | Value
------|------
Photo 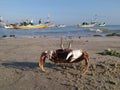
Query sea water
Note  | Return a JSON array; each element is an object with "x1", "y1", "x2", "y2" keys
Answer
[{"x1": 0, "y1": 25, "x2": 120, "y2": 38}]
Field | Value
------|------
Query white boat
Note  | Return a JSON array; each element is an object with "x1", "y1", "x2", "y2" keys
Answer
[
  {"x1": 77, "y1": 22, "x2": 95, "y2": 28},
  {"x1": 98, "y1": 23, "x2": 106, "y2": 26},
  {"x1": 57, "y1": 24, "x2": 66, "y2": 28}
]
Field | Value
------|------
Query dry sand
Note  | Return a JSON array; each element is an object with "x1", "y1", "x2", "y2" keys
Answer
[{"x1": 0, "y1": 36, "x2": 120, "y2": 90}]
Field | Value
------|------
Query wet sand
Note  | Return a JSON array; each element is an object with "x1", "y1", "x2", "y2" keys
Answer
[{"x1": 0, "y1": 36, "x2": 120, "y2": 90}]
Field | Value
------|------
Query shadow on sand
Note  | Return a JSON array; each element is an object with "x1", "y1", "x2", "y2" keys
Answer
[
  {"x1": 2, "y1": 61, "x2": 38, "y2": 70},
  {"x1": 1, "y1": 61, "x2": 55, "y2": 71}
]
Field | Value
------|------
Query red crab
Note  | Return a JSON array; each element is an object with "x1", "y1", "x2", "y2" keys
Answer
[{"x1": 39, "y1": 38, "x2": 89, "y2": 74}]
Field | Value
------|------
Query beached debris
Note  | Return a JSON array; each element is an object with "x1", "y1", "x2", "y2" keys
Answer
[
  {"x1": 9, "y1": 35, "x2": 15, "y2": 37},
  {"x1": 106, "y1": 33, "x2": 120, "y2": 37},
  {"x1": 98, "y1": 48, "x2": 120, "y2": 57},
  {"x1": 2, "y1": 35, "x2": 7, "y2": 37}
]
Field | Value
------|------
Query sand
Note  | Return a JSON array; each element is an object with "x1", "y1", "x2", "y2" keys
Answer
[{"x1": 0, "y1": 36, "x2": 120, "y2": 90}]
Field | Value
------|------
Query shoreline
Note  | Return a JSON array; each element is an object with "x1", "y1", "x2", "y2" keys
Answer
[{"x1": 0, "y1": 31, "x2": 120, "y2": 39}]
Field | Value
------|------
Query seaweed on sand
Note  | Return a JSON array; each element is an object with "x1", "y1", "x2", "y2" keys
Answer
[
  {"x1": 106, "y1": 33, "x2": 120, "y2": 37},
  {"x1": 98, "y1": 49, "x2": 120, "y2": 57}
]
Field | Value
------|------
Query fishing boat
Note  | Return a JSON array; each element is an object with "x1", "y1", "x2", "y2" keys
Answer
[
  {"x1": 77, "y1": 22, "x2": 96, "y2": 28},
  {"x1": 4, "y1": 24, "x2": 47, "y2": 29},
  {"x1": 98, "y1": 22, "x2": 106, "y2": 26},
  {"x1": 57, "y1": 24, "x2": 66, "y2": 28}
]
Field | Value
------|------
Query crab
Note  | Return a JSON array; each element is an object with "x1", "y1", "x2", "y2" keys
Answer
[{"x1": 39, "y1": 38, "x2": 89, "y2": 74}]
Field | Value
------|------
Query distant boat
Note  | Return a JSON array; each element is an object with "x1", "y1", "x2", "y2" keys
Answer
[
  {"x1": 57, "y1": 24, "x2": 66, "y2": 28},
  {"x1": 4, "y1": 24, "x2": 47, "y2": 30},
  {"x1": 98, "y1": 22, "x2": 106, "y2": 26},
  {"x1": 77, "y1": 22, "x2": 96, "y2": 28}
]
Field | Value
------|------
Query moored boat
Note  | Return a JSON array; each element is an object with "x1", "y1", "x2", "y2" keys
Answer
[
  {"x1": 77, "y1": 22, "x2": 96, "y2": 28},
  {"x1": 4, "y1": 24, "x2": 47, "y2": 29},
  {"x1": 98, "y1": 22, "x2": 106, "y2": 26},
  {"x1": 57, "y1": 24, "x2": 66, "y2": 28}
]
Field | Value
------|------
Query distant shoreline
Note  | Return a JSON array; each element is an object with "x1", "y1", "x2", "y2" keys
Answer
[{"x1": 0, "y1": 25, "x2": 120, "y2": 38}]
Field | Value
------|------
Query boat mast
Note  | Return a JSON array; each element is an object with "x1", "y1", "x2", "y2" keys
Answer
[
  {"x1": 47, "y1": 14, "x2": 50, "y2": 23},
  {"x1": 0, "y1": 16, "x2": 3, "y2": 22},
  {"x1": 91, "y1": 14, "x2": 98, "y2": 23}
]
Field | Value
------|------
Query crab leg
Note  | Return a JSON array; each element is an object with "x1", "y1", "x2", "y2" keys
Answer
[
  {"x1": 39, "y1": 52, "x2": 47, "y2": 72},
  {"x1": 83, "y1": 51, "x2": 89, "y2": 74}
]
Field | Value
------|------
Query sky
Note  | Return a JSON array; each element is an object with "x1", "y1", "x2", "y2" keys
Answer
[{"x1": 0, "y1": 0, "x2": 120, "y2": 25}]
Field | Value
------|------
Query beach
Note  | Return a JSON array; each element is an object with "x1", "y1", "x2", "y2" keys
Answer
[{"x1": 0, "y1": 36, "x2": 120, "y2": 90}]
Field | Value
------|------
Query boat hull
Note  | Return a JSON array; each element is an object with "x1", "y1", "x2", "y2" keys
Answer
[
  {"x1": 4, "y1": 25, "x2": 15, "y2": 29},
  {"x1": 4, "y1": 24, "x2": 47, "y2": 29},
  {"x1": 77, "y1": 24, "x2": 95, "y2": 28},
  {"x1": 98, "y1": 24, "x2": 106, "y2": 27}
]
